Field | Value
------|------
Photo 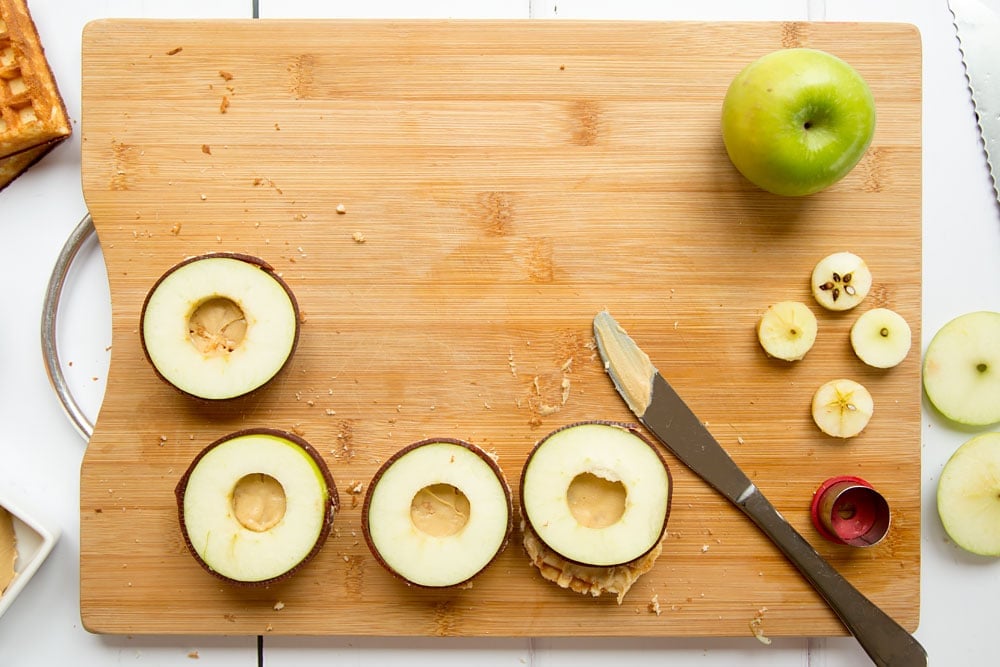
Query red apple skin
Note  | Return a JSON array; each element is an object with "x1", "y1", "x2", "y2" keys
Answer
[
  {"x1": 518, "y1": 420, "x2": 673, "y2": 568},
  {"x1": 175, "y1": 428, "x2": 339, "y2": 587},
  {"x1": 139, "y1": 252, "x2": 301, "y2": 402},
  {"x1": 361, "y1": 437, "x2": 514, "y2": 589}
]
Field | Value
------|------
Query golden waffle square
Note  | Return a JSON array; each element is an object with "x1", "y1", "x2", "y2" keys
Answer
[{"x1": 0, "y1": 0, "x2": 71, "y2": 192}]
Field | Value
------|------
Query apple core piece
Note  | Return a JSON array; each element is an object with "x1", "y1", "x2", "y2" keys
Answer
[
  {"x1": 757, "y1": 300, "x2": 818, "y2": 361},
  {"x1": 811, "y1": 379, "x2": 874, "y2": 438},
  {"x1": 362, "y1": 439, "x2": 513, "y2": 588},
  {"x1": 140, "y1": 253, "x2": 300, "y2": 400},
  {"x1": 175, "y1": 429, "x2": 338, "y2": 585}
]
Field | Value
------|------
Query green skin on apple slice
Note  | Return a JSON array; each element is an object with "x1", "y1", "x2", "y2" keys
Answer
[
  {"x1": 176, "y1": 429, "x2": 337, "y2": 585},
  {"x1": 923, "y1": 311, "x2": 1000, "y2": 426},
  {"x1": 362, "y1": 439, "x2": 513, "y2": 588},
  {"x1": 141, "y1": 253, "x2": 300, "y2": 401},
  {"x1": 520, "y1": 422, "x2": 671, "y2": 568},
  {"x1": 721, "y1": 48, "x2": 876, "y2": 197},
  {"x1": 937, "y1": 432, "x2": 1000, "y2": 557}
]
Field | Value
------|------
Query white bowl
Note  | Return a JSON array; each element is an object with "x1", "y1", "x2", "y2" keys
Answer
[{"x1": 0, "y1": 491, "x2": 60, "y2": 619}]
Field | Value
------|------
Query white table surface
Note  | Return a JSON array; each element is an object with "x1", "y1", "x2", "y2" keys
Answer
[{"x1": 1, "y1": 0, "x2": 997, "y2": 665}]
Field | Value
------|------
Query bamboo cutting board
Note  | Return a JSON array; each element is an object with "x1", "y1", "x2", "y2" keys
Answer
[{"x1": 79, "y1": 19, "x2": 922, "y2": 637}]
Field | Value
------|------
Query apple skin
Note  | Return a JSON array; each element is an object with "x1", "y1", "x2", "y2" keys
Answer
[
  {"x1": 174, "y1": 428, "x2": 339, "y2": 587},
  {"x1": 721, "y1": 48, "x2": 876, "y2": 197}
]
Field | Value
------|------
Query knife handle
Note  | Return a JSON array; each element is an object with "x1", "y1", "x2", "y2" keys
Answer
[{"x1": 739, "y1": 489, "x2": 926, "y2": 667}]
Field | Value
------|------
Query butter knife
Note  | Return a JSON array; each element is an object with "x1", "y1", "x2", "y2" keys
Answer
[{"x1": 592, "y1": 310, "x2": 926, "y2": 667}]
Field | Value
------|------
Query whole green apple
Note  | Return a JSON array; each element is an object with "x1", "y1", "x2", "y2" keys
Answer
[{"x1": 721, "y1": 48, "x2": 876, "y2": 197}]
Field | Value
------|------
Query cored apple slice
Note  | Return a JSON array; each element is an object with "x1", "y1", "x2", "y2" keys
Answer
[
  {"x1": 923, "y1": 311, "x2": 1000, "y2": 426},
  {"x1": 937, "y1": 432, "x2": 1000, "y2": 556},
  {"x1": 176, "y1": 428, "x2": 337, "y2": 585},
  {"x1": 141, "y1": 253, "x2": 300, "y2": 400},
  {"x1": 520, "y1": 421, "x2": 671, "y2": 570},
  {"x1": 362, "y1": 438, "x2": 512, "y2": 588}
]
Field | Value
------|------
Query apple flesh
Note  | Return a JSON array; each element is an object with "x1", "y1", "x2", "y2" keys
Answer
[
  {"x1": 362, "y1": 438, "x2": 512, "y2": 588},
  {"x1": 937, "y1": 432, "x2": 1000, "y2": 556},
  {"x1": 721, "y1": 48, "x2": 876, "y2": 196},
  {"x1": 520, "y1": 421, "x2": 671, "y2": 568},
  {"x1": 176, "y1": 428, "x2": 338, "y2": 585},
  {"x1": 141, "y1": 253, "x2": 300, "y2": 400},
  {"x1": 923, "y1": 311, "x2": 1000, "y2": 426}
]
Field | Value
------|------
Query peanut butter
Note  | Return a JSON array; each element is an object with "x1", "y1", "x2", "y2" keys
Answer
[{"x1": 0, "y1": 507, "x2": 17, "y2": 596}]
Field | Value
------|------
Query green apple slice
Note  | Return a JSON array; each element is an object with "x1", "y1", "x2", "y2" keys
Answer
[
  {"x1": 176, "y1": 429, "x2": 337, "y2": 585},
  {"x1": 923, "y1": 311, "x2": 1000, "y2": 426},
  {"x1": 520, "y1": 421, "x2": 671, "y2": 568},
  {"x1": 937, "y1": 432, "x2": 1000, "y2": 556},
  {"x1": 362, "y1": 439, "x2": 512, "y2": 588},
  {"x1": 141, "y1": 253, "x2": 300, "y2": 400}
]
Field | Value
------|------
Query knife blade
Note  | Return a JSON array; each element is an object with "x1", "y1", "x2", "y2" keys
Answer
[
  {"x1": 592, "y1": 310, "x2": 926, "y2": 667},
  {"x1": 950, "y1": 0, "x2": 1000, "y2": 206}
]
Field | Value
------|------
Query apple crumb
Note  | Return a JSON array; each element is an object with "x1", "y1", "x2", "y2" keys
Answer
[
  {"x1": 648, "y1": 594, "x2": 662, "y2": 616},
  {"x1": 170, "y1": 223, "x2": 181, "y2": 235},
  {"x1": 336, "y1": 203, "x2": 346, "y2": 214},
  {"x1": 272, "y1": 601, "x2": 285, "y2": 611},
  {"x1": 352, "y1": 231, "x2": 366, "y2": 244},
  {"x1": 187, "y1": 650, "x2": 200, "y2": 659},
  {"x1": 749, "y1": 607, "x2": 771, "y2": 645},
  {"x1": 701, "y1": 545, "x2": 710, "y2": 553}
]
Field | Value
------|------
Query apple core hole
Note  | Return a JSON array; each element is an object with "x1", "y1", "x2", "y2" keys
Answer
[
  {"x1": 188, "y1": 297, "x2": 248, "y2": 355},
  {"x1": 977, "y1": 362, "x2": 989, "y2": 374},
  {"x1": 410, "y1": 483, "x2": 470, "y2": 537},
  {"x1": 803, "y1": 121, "x2": 813, "y2": 130},
  {"x1": 567, "y1": 472, "x2": 626, "y2": 529},
  {"x1": 879, "y1": 327, "x2": 890, "y2": 338},
  {"x1": 231, "y1": 473, "x2": 286, "y2": 532}
]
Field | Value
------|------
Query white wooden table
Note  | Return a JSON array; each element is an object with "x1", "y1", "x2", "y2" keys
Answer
[{"x1": 1, "y1": 1, "x2": 997, "y2": 665}]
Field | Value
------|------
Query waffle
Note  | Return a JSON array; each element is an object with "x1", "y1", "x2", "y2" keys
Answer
[{"x1": 0, "y1": 0, "x2": 71, "y2": 192}]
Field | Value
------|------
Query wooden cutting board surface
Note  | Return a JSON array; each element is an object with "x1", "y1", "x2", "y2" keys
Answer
[{"x1": 79, "y1": 19, "x2": 922, "y2": 637}]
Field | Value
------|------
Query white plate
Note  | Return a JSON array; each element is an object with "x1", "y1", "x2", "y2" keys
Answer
[{"x1": 0, "y1": 491, "x2": 60, "y2": 619}]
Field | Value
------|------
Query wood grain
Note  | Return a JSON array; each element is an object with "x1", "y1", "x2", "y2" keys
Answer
[{"x1": 79, "y1": 19, "x2": 922, "y2": 637}]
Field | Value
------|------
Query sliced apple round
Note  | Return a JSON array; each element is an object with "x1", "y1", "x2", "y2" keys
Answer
[
  {"x1": 175, "y1": 428, "x2": 338, "y2": 585},
  {"x1": 520, "y1": 421, "x2": 671, "y2": 569},
  {"x1": 362, "y1": 438, "x2": 512, "y2": 588},
  {"x1": 937, "y1": 432, "x2": 1000, "y2": 556},
  {"x1": 923, "y1": 311, "x2": 1000, "y2": 426},
  {"x1": 141, "y1": 253, "x2": 300, "y2": 400}
]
